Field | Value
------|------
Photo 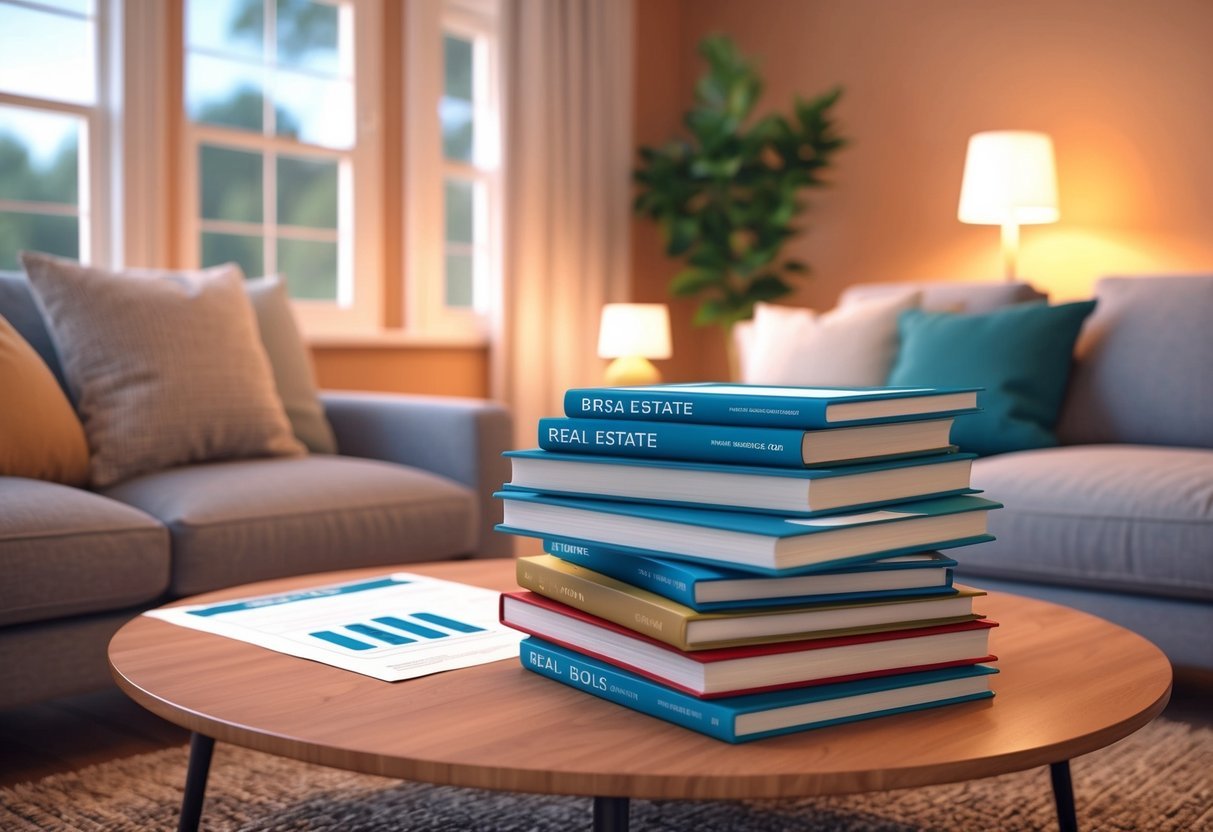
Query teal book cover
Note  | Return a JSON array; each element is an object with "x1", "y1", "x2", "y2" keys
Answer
[
  {"x1": 563, "y1": 383, "x2": 980, "y2": 429},
  {"x1": 537, "y1": 416, "x2": 956, "y2": 467},
  {"x1": 495, "y1": 491, "x2": 1000, "y2": 573},
  {"x1": 521, "y1": 637, "x2": 997, "y2": 743},
  {"x1": 503, "y1": 448, "x2": 976, "y2": 516},
  {"x1": 542, "y1": 538, "x2": 957, "y2": 611}
]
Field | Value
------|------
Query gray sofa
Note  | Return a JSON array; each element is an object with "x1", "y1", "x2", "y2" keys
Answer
[
  {"x1": 841, "y1": 277, "x2": 1213, "y2": 671},
  {"x1": 0, "y1": 273, "x2": 513, "y2": 710}
]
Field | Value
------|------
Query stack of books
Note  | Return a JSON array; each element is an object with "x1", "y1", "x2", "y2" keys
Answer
[{"x1": 495, "y1": 383, "x2": 1003, "y2": 743}]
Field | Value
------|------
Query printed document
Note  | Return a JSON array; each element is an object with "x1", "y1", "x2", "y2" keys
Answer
[{"x1": 144, "y1": 573, "x2": 522, "y2": 681}]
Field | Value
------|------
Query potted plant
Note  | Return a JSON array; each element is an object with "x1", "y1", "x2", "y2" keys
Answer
[{"x1": 633, "y1": 35, "x2": 847, "y2": 379}]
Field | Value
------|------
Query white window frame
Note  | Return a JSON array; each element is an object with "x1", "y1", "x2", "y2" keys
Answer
[
  {"x1": 178, "y1": 0, "x2": 383, "y2": 336},
  {"x1": 403, "y1": 0, "x2": 501, "y2": 343},
  {"x1": 0, "y1": 0, "x2": 116, "y2": 269}
]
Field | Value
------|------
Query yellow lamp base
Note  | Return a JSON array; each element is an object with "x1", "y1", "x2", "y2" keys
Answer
[{"x1": 604, "y1": 355, "x2": 662, "y2": 387}]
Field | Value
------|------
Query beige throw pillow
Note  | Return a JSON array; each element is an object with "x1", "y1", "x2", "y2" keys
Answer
[
  {"x1": 0, "y1": 312, "x2": 90, "y2": 485},
  {"x1": 21, "y1": 252, "x2": 305, "y2": 487},
  {"x1": 245, "y1": 276, "x2": 337, "y2": 454}
]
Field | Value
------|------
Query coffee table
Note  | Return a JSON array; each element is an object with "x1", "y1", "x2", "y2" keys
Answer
[{"x1": 108, "y1": 559, "x2": 1172, "y2": 832}]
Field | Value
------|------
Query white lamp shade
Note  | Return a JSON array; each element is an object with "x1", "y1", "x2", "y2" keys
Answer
[
  {"x1": 958, "y1": 131, "x2": 1059, "y2": 225},
  {"x1": 597, "y1": 303, "x2": 672, "y2": 359}
]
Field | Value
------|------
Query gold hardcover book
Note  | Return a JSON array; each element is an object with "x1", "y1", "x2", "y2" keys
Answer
[{"x1": 515, "y1": 555, "x2": 984, "y2": 651}]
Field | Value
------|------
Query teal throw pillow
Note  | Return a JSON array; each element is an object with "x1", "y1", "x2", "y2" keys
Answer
[{"x1": 887, "y1": 300, "x2": 1097, "y2": 456}]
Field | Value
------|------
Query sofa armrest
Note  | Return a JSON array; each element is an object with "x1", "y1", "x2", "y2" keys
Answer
[{"x1": 320, "y1": 391, "x2": 514, "y2": 558}]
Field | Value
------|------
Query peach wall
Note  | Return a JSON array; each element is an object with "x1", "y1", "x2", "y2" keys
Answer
[
  {"x1": 312, "y1": 347, "x2": 489, "y2": 397},
  {"x1": 630, "y1": 0, "x2": 734, "y2": 382},
  {"x1": 634, "y1": 0, "x2": 1213, "y2": 378}
]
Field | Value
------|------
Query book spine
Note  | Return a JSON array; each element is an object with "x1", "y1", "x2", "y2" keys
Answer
[
  {"x1": 543, "y1": 539, "x2": 700, "y2": 607},
  {"x1": 537, "y1": 418, "x2": 807, "y2": 467},
  {"x1": 520, "y1": 638, "x2": 738, "y2": 742},
  {"x1": 516, "y1": 557, "x2": 691, "y2": 649},
  {"x1": 563, "y1": 388, "x2": 830, "y2": 428}
]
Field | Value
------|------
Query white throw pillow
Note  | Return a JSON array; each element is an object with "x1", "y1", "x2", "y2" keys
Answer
[{"x1": 742, "y1": 291, "x2": 921, "y2": 386}]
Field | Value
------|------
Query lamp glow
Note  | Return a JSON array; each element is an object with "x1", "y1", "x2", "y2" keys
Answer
[
  {"x1": 597, "y1": 303, "x2": 672, "y2": 386},
  {"x1": 958, "y1": 130, "x2": 1059, "y2": 281}
]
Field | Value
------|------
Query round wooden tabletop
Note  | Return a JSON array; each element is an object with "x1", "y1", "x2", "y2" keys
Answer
[{"x1": 108, "y1": 559, "x2": 1173, "y2": 800}]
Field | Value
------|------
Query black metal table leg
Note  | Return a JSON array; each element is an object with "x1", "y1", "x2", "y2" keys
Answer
[
  {"x1": 592, "y1": 795, "x2": 629, "y2": 832},
  {"x1": 1050, "y1": 760, "x2": 1078, "y2": 832},
  {"x1": 178, "y1": 732, "x2": 215, "y2": 832}
]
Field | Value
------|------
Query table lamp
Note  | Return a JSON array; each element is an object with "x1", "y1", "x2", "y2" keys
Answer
[
  {"x1": 958, "y1": 130, "x2": 1059, "y2": 281},
  {"x1": 597, "y1": 303, "x2": 672, "y2": 386}
]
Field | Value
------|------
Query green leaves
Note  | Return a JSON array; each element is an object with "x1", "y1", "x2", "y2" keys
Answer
[
  {"x1": 670, "y1": 267, "x2": 720, "y2": 297},
  {"x1": 633, "y1": 35, "x2": 846, "y2": 332}
]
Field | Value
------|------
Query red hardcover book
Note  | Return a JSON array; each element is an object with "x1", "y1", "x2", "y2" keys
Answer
[{"x1": 501, "y1": 590, "x2": 997, "y2": 699}]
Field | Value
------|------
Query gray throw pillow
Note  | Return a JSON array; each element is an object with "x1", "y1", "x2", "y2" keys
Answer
[
  {"x1": 21, "y1": 252, "x2": 305, "y2": 487},
  {"x1": 245, "y1": 276, "x2": 337, "y2": 454}
]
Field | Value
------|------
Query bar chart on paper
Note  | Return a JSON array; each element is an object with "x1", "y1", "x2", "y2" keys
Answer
[
  {"x1": 144, "y1": 574, "x2": 523, "y2": 681},
  {"x1": 310, "y1": 612, "x2": 486, "y2": 651}
]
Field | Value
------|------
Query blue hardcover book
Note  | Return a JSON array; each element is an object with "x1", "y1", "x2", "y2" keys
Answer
[
  {"x1": 520, "y1": 637, "x2": 997, "y2": 743},
  {"x1": 563, "y1": 383, "x2": 980, "y2": 429},
  {"x1": 496, "y1": 491, "x2": 1001, "y2": 574},
  {"x1": 504, "y1": 448, "x2": 976, "y2": 516},
  {"x1": 537, "y1": 416, "x2": 957, "y2": 467},
  {"x1": 542, "y1": 538, "x2": 957, "y2": 611}
]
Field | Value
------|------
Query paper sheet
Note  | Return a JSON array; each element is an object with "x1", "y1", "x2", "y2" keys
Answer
[{"x1": 144, "y1": 573, "x2": 522, "y2": 681}]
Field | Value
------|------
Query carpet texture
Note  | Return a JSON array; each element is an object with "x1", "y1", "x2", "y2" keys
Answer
[{"x1": 1, "y1": 717, "x2": 1209, "y2": 831}]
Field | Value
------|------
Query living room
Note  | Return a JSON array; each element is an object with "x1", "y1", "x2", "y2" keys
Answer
[{"x1": 1, "y1": 0, "x2": 1210, "y2": 829}]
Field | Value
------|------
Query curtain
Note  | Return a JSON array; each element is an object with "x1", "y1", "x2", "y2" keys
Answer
[{"x1": 493, "y1": 0, "x2": 635, "y2": 449}]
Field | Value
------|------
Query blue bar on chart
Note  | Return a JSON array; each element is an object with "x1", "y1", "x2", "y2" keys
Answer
[
  {"x1": 346, "y1": 623, "x2": 416, "y2": 645},
  {"x1": 413, "y1": 612, "x2": 486, "y2": 634},
  {"x1": 310, "y1": 630, "x2": 375, "y2": 651},
  {"x1": 373, "y1": 616, "x2": 449, "y2": 639}
]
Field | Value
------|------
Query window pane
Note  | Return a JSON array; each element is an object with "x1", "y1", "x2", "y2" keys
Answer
[
  {"x1": 444, "y1": 178, "x2": 473, "y2": 245},
  {"x1": 273, "y1": 71, "x2": 353, "y2": 148},
  {"x1": 187, "y1": 54, "x2": 266, "y2": 133},
  {"x1": 0, "y1": 5, "x2": 95, "y2": 106},
  {"x1": 440, "y1": 35, "x2": 474, "y2": 163},
  {"x1": 278, "y1": 155, "x2": 337, "y2": 228},
  {"x1": 440, "y1": 102, "x2": 473, "y2": 163},
  {"x1": 276, "y1": 0, "x2": 341, "y2": 75},
  {"x1": 187, "y1": 0, "x2": 264, "y2": 62},
  {"x1": 0, "y1": 106, "x2": 79, "y2": 205},
  {"x1": 278, "y1": 238, "x2": 337, "y2": 300},
  {"x1": 201, "y1": 231, "x2": 264, "y2": 277},
  {"x1": 444, "y1": 251, "x2": 474, "y2": 309},
  {"x1": 36, "y1": 1, "x2": 95, "y2": 14},
  {"x1": 444, "y1": 35, "x2": 473, "y2": 100},
  {"x1": 199, "y1": 145, "x2": 263, "y2": 222},
  {"x1": 0, "y1": 211, "x2": 78, "y2": 270}
]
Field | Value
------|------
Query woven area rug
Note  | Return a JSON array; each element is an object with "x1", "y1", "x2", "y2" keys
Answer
[{"x1": 2, "y1": 717, "x2": 1209, "y2": 831}]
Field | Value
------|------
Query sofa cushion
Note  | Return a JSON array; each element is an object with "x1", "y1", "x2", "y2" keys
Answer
[
  {"x1": 0, "y1": 312, "x2": 90, "y2": 485},
  {"x1": 0, "y1": 478, "x2": 170, "y2": 626},
  {"x1": 839, "y1": 280, "x2": 1047, "y2": 313},
  {"x1": 21, "y1": 252, "x2": 305, "y2": 487},
  {"x1": 888, "y1": 301, "x2": 1096, "y2": 456},
  {"x1": 102, "y1": 455, "x2": 479, "y2": 596},
  {"x1": 1056, "y1": 275, "x2": 1213, "y2": 449},
  {"x1": 961, "y1": 445, "x2": 1213, "y2": 601}
]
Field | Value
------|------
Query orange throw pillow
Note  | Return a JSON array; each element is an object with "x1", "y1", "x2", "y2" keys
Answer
[{"x1": 0, "y1": 312, "x2": 89, "y2": 485}]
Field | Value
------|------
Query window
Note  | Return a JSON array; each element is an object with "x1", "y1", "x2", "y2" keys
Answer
[
  {"x1": 405, "y1": 0, "x2": 501, "y2": 341},
  {"x1": 182, "y1": 0, "x2": 382, "y2": 333},
  {"x1": 0, "y1": 0, "x2": 500, "y2": 342},
  {"x1": 0, "y1": 0, "x2": 111, "y2": 270}
]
